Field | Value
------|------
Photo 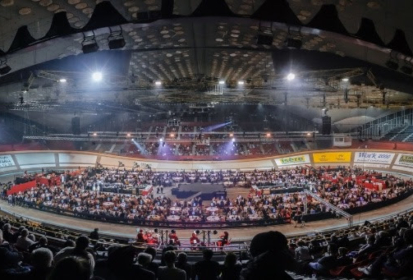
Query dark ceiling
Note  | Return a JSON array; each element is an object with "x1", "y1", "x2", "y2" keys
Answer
[{"x1": 0, "y1": 0, "x2": 412, "y2": 111}]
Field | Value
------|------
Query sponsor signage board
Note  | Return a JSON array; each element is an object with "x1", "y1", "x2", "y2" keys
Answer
[
  {"x1": 354, "y1": 152, "x2": 395, "y2": 164},
  {"x1": 0, "y1": 155, "x2": 15, "y2": 167},
  {"x1": 313, "y1": 152, "x2": 351, "y2": 163},
  {"x1": 275, "y1": 154, "x2": 310, "y2": 166},
  {"x1": 394, "y1": 154, "x2": 413, "y2": 167}
]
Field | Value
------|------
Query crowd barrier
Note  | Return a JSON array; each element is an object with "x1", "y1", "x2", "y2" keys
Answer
[
  {"x1": 9, "y1": 200, "x2": 294, "y2": 229},
  {"x1": 345, "y1": 189, "x2": 413, "y2": 215}
]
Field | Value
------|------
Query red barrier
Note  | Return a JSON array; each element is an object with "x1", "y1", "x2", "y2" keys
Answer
[{"x1": 7, "y1": 180, "x2": 37, "y2": 195}]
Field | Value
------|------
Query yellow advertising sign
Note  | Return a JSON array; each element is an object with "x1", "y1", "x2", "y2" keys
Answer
[{"x1": 313, "y1": 152, "x2": 351, "y2": 163}]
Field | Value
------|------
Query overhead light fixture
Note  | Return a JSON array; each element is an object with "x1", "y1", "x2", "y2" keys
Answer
[
  {"x1": 93, "y1": 132, "x2": 97, "y2": 136},
  {"x1": 82, "y1": 31, "x2": 99, "y2": 54},
  {"x1": 219, "y1": 80, "x2": 225, "y2": 85},
  {"x1": 108, "y1": 26, "x2": 126, "y2": 50},
  {"x1": 92, "y1": 72, "x2": 102, "y2": 82},
  {"x1": 155, "y1": 81, "x2": 162, "y2": 86},
  {"x1": 341, "y1": 78, "x2": 349, "y2": 82},
  {"x1": 286, "y1": 73, "x2": 295, "y2": 81},
  {"x1": 256, "y1": 33, "x2": 273, "y2": 46},
  {"x1": 59, "y1": 78, "x2": 67, "y2": 83},
  {"x1": 238, "y1": 81, "x2": 244, "y2": 85},
  {"x1": 284, "y1": 26, "x2": 302, "y2": 50},
  {"x1": 127, "y1": 133, "x2": 131, "y2": 137},
  {"x1": 284, "y1": 38, "x2": 302, "y2": 49},
  {"x1": 266, "y1": 133, "x2": 271, "y2": 137}
]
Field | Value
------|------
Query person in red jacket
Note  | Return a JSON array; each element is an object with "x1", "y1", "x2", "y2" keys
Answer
[{"x1": 169, "y1": 230, "x2": 181, "y2": 246}]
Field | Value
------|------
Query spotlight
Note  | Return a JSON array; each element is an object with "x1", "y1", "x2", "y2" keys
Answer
[
  {"x1": 127, "y1": 133, "x2": 131, "y2": 137},
  {"x1": 232, "y1": 138, "x2": 235, "y2": 142},
  {"x1": 286, "y1": 73, "x2": 295, "y2": 81},
  {"x1": 82, "y1": 32, "x2": 99, "y2": 54},
  {"x1": 92, "y1": 72, "x2": 102, "y2": 82},
  {"x1": 82, "y1": 43, "x2": 99, "y2": 54},
  {"x1": 93, "y1": 132, "x2": 97, "y2": 136},
  {"x1": 219, "y1": 80, "x2": 225, "y2": 85},
  {"x1": 170, "y1": 133, "x2": 175, "y2": 137},
  {"x1": 159, "y1": 138, "x2": 163, "y2": 142},
  {"x1": 284, "y1": 38, "x2": 302, "y2": 50},
  {"x1": 59, "y1": 78, "x2": 67, "y2": 83},
  {"x1": 307, "y1": 132, "x2": 311, "y2": 136},
  {"x1": 229, "y1": 133, "x2": 234, "y2": 137},
  {"x1": 131, "y1": 138, "x2": 134, "y2": 141},
  {"x1": 341, "y1": 78, "x2": 349, "y2": 82},
  {"x1": 107, "y1": 26, "x2": 126, "y2": 50},
  {"x1": 266, "y1": 133, "x2": 271, "y2": 137},
  {"x1": 155, "y1": 81, "x2": 162, "y2": 86},
  {"x1": 238, "y1": 81, "x2": 244, "y2": 85}
]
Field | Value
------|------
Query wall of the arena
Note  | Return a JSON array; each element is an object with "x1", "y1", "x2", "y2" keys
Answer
[{"x1": 1, "y1": 149, "x2": 413, "y2": 175}]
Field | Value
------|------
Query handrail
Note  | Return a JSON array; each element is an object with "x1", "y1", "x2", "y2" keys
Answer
[{"x1": 304, "y1": 190, "x2": 353, "y2": 227}]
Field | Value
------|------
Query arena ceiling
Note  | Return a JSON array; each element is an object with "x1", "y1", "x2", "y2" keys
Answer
[{"x1": 0, "y1": 0, "x2": 413, "y2": 112}]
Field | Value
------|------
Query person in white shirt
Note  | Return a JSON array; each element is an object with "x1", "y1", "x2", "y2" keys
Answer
[{"x1": 158, "y1": 251, "x2": 186, "y2": 280}]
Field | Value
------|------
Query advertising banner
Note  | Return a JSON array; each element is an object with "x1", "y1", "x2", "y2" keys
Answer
[
  {"x1": 0, "y1": 155, "x2": 15, "y2": 167},
  {"x1": 394, "y1": 154, "x2": 413, "y2": 167},
  {"x1": 275, "y1": 154, "x2": 310, "y2": 166},
  {"x1": 313, "y1": 152, "x2": 351, "y2": 163},
  {"x1": 354, "y1": 152, "x2": 395, "y2": 164}
]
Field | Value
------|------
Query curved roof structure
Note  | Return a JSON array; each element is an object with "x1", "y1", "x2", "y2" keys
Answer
[{"x1": 0, "y1": 0, "x2": 412, "y2": 110}]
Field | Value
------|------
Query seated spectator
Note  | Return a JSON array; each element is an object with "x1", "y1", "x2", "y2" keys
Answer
[
  {"x1": 359, "y1": 229, "x2": 413, "y2": 278},
  {"x1": 16, "y1": 228, "x2": 35, "y2": 251},
  {"x1": 308, "y1": 244, "x2": 338, "y2": 275},
  {"x1": 241, "y1": 231, "x2": 297, "y2": 280},
  {"x1": 108, "y1": 246, "x2": 155, "y2": 280},
  {"x1": 137, "y1": 252, "x2": 153, "y2": 269},
  {"x1": 2, "y1": 224, "x2": 14, "y2": 243},
  {"x1": 29, "y1": 236, "x2": 50, "y2": 253},
  {"x1": 295, "y1": 240, "x2": 312, "y2": 262},
  {"x1": 220, "y1": 252, "x2": 241, "y2": 280},
  {"x1": 158, "y1": 251, "x2": 186, "y2": 280},
  {"x1": 351, "y1": 235, "x2": 376, "y2": 259},
  {"x1": 194, "y1": 249, "x2": 220, "y2": 280},
  {"x1": 336, "y1": 247, "x2": 352, "y2": 267},
  {"x1": 0, "y1": 237, "x2": 29, "y2": 277},
  {"x1": 54, "y1": 236, "x2": 95, "y2": 273},
  {"x1": 144, "y1": 246, "x2": 159, "y2": 277},
  {"x1": 48, "y1": 256, "x2": 91, "y2": 280},
  {"x1": 89, "y1": 228, "x2": 99, "y2": 241},
  {"x1": 176, "y1": 252, "x2": 191, "y2": 280},
  {"x1": 23, "y1": 248, "x2": 53, "y2": 280}
]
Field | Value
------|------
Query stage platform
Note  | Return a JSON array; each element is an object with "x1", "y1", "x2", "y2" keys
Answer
[
  {"x1": 171, "y1": 183, "x2": 226, "y2": 200},
  {"x1": 1, "y1": 194, "x2": 413, "y2": 242}
]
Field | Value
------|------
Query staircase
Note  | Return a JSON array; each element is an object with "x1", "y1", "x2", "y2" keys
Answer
[{"x1": 391, "y1": 126, "x2": 413, "y2": 142}]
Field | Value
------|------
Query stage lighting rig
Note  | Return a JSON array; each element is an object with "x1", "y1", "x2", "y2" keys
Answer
[
  {"x1": 82, "y1": 31, "x2": 99, "y2": 54},
  {"x1": 284, "y1": 26, "x2": 302, "y2": 50},
  {"x1": 108, "y1": 26, "x2": 126, "y2": 50}
]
